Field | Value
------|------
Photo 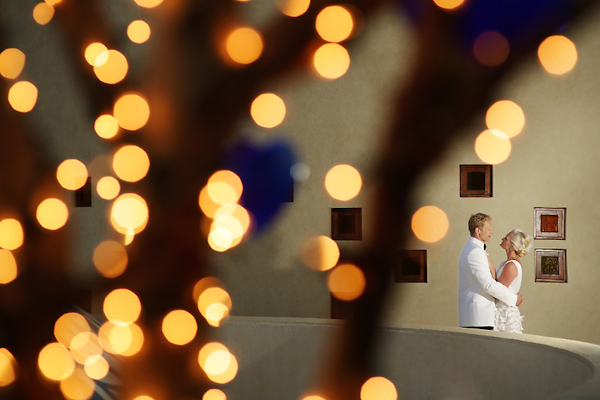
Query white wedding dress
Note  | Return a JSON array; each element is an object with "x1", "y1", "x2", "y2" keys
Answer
[{"x1": 494, "y1": 260, "x2": 524, "y2": 333}]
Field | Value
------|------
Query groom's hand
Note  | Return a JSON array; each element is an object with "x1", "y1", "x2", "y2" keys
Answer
[{"x1": 516, "y1": 292, "x2": 523, "y2": 306}]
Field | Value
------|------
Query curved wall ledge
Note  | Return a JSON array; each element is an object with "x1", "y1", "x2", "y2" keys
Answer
[{"x1": 216, "y1": 317, "x2": 600, "y2": 399}]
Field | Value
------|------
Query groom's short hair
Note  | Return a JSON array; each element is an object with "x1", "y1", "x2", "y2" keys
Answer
[{"x1": 469, "y1": 213, "x2": 491, "y2": 235}]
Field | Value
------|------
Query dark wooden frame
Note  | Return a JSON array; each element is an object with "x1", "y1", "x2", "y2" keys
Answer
[
  {"x1": 394, "y1": 250, "x2": 427, "y2": 283},
  {"x1": 534, "y1": 207, "x2": 566, "y2": 240},
  {"x1": 331, "y1": 208, "x2": 362, "y2": 240},
  {"x1": 535, "y1": 248, "x2": 567, "y2": 283},
  {"x1": 460, "y1": 164, "x2": 492, "y2": 197}
]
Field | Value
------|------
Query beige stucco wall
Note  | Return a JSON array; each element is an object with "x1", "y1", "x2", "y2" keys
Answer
[{"x1": 217, "y1": 4, "x2": 600, "y2": 346}]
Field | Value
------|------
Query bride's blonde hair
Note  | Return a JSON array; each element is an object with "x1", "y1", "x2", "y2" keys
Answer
[{"x1": 510, "y1": 229, "x2": 531, "y2": 257}]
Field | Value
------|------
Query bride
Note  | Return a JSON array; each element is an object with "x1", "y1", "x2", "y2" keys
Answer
[{"x1": 493, "y1": 229, "x2": 531, "y2": 333}]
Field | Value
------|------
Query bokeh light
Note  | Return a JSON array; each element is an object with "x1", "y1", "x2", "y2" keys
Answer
[
  {"x1": 96, "y1": 176, "x2": 121, "y2": 200},
  {"x1": 54, "y1": 312, "x2": 91, "y2": 349},
  {"x1": 100, "y1": 322, "x2": 144, "y2": 357},
  {"x1": 206, "y1": 170, "x2": 243, "y2": 206},
  {"x1": 203, "y1": 388, "x2": 227, "y2": 400},
  {"x1": 33, "y1": 2, "x2": 55, "y2": 25},
  {"x1": 433, "y1": 0, "x2": 465, "y2": 10},
  {"x1": 0, "y1": 249, "x2": 18, "y2": 284},
  {"x1": 94, "y1": 114, "x2": 119, "y2": 139},
  {"x1": 325, "y1": 164, "x2": 362, "y2": 201},
  {"x1": 327, "y1": 263, "x2": 366, "y2": 301},
  {"x1": 112, "y1": 145, "x2": 150, "y2": 182},
  {"x1": 133, "y1": 0, "x2": 163, "y2": 8},
  {"x1": 197, "y1": 287, "x2": 231, "y2": 327},
  {"x1": 473, "y1": 31, "x2": 510, "y2": 67},
  {"x1": 300, "y1": 235, "x2": 340, "y2": 271},
  {"x1": 0, "y1": 348, "x2": 17, "y2": 387},
  {"x1": 411, "y1": 205, "x2": 449, "y2": 243},
  {"x1": 360, "y1": 376, "x2": 398, "y2": 400},
  {"x1": 110, "y1": 193, "x2": 149, "y2": 235},
  {"x1": 127, "y1": 20, "x2": 151, "y2": 44},
  {"x1": 301, "y1": 396, "x2": 326, "y2": 400},
  {"x1": 113, "y1": 92, "x2": 150, "y2": 131},
  {"x1": 538, "y1": 35, "x2": 578, "y2": 75},
  {"x1": 57, "y1": 159, "x2": 89, "y2": 191},
  {"x1": 0, "y1": 48, "x2": 25, "y2": 79},
  {"x1": 474, "y1": 129, "x2": 512, "y2": 164},
  {"x1": 69, "y1": 332, "x2": 102, "y2": 365},
  {"x1": 485, "y1": 100, "x2": 525, "y2": 138},
  {"x1": 93, "y1": 49, "x2": 128, "y2": 84},
  {"x1": 198, "y1": 343, "x2": 238, "y2": 384},
  {"x1": 59, "y1": 367, "x2": 95, "y2": 400},
  {"x1": 162, "y1": 309, "x2": 198, "y2": 346},
  {"x1": 226, "y1": 27, "x2": 263, "y2": 65},
  {"x1": 250, "y1": 93, "x2": 286, "y2": 128},
  {"x1": 199, "y1": 186, "x2": 221, "y2": 218},
  {"x1": 103, "y1": 288, "x2": 141, "y2": 325},
  {"x1": 36, "y1": 198, "x2": 68, "y2": 230},
  {"x1": 275, "y1": 0, "x2": 310, "y2": 17},
  {"x1": 84, "y1": 42, "x2": 108, "y2": 67},
  {"x1": 0, "y1": 218, "x2": 24, "y2": 250},
  {"x1": 93, "y1": 240, "x2": 128, "y2": 278},
  {"x1": 8, "y1": 81, "x2": 38, "y2": 113},
  {"x1": 83, "y1": 354, "x2": 109, "y2": 380},
  {"x1": 38, "y1": 342, "x2": 75, "y2": 381},
  {"x1": 313, "y1": 43, "x2": 350, "y2": 79},
  {"x1": 315, "y1": 6, "x2": 354, "y2": 43}
]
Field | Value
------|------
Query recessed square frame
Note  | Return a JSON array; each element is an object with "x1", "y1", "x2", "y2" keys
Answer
[
  {"x1": 460, "y1": 164, "x2": 493, "y2": 197},
  {"x1": 394, "y1": 249, "x2": 427, "y2": 283},
  {"x1": 534, "y1": 207, "x2": 566, "y2": 240},
  {"x1": 535, "y1": 248, "x2": 567, "y2": 283},
  {"x1": 331, "y1": 208, "x2": 362, "y2": 240}
]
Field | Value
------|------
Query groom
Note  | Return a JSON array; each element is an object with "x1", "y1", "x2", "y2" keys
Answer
[{"x1": 458, "y1": 213, "x2": 523, "y2": 330}]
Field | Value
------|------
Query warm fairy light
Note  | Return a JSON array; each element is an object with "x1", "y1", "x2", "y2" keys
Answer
[
  {"x1": 93, "y1": 49, "x2": 128, "y2": 84},
  {"x1": 215, "y1": 203, "x2": 251, "y2": 236},
  {"x1": 113, "y1": 92, "x2": 150, "y2": 131},
  {"x1": 315, "y1": 6, "x2": 354, "y2": 43},
  {"x1": 538, "y1": 35, "x2": 578, "y2": 75},
  {"x1": 301, "y1": 235, "x2": 340, "y2": 271},
  {"x1": 207, "y1": 228, "x2": 233, "y2": 252},
  {"x1": 54, "y1": 313, "x2": 91, "y2": 349},
  {"x1": 473, "y1": 31, "x2": 510, "y2": 67},
  {"x1": 225, "y1": 27, "x2": 263, "y2": 65},
  {"x1": 83, "y1": 354, "x2": 109, "y2": 380},
  {"x1": 198, "y1": 343, "x2": 238, "y2": 384},
  {"x1": 203, "y1": 388, "x2": 227, "y2": 400},
  {"x1": 84, "y1": 43, "x2": 108, "y2": 67},
  {"x1": 96, "y1": 176, "x2": 121, "y2": 200},
  {"x1": 125, "y1": 227, "x2": 135, "y2": 246},
  {"x1": 198, "y1": 287, "x2": 231, "y2": 327},
  {"x1": 325, "y1": 164, "x2": 362, "y2": 201},
  {"x1": 133, "y1": 397, "x2": 155, "y2": 400},
  {"x1": 302, "y1": 396, "x2": 326, "y2": 400},
  {"x1": 103, "y1": 288, "x2": 141, "y2": 325},
  {"x1": 69, "y1": 332, "x2": 102, "y2": 365},
  {"x1": 411, "y1": 205, "x2": 449, "y2": 243},
  {"x1": 45, "y1": 0, "x2": 62, "y2": 6},
  {"x1": 33, "y1": 2, "x2": 55, "y2": 25},
  {"x1": 210, "y1": 216, "x2": 243, "y2": 251},
  {"x1": 94, "y1": 114, "x2": 119, "y2": 139},
  {"x1": 112, "y1": 145, "x2": 150, "y2": 182},
  {"x1": 162, "y1": 310, "x2": 198, "y2": 346},
  {"x1": 485, "y1": 100, "x2": 525, "y2": 138},
  {"x1": 38, "y1": 342, "x2": 75, "y2": 381},
  {"x1": 127, "y1": 20, "x2": 151, "y2": 44},
  {"x1": 192, "y1": 277, "x2": 224, "y2": 302},
  {"x1": 360, "y1": 376, "x2": 398, "y2": 400},
  {"x1": 275, "y1": 0, "x2": 310, "y2": 17},
  {"x1": 118, "y1": 323, "x2": 144, "y2": 356},
  {"x1": 0, "y1": 48, "x2": 26, "y2": 79},
  {"x1": 207, "y1": 170, "x2": 243, "y2": 205},
  {"x1": 250, "y1": 93, "x2": 286, "y2": 128},
  {"x1": 57, "y1": 159, "x2": 89, "y2": 191},
  {"x1": 36, "y1": 198, "x2": 69, "y2": 230},
  {"x1": 8, "y1": 81, "x2": 38, "y2": 113},
  {"x1": 313, "y1": 43, "x2": 350, "y2": 79},
  {"x1": 133, "y1": 0, "x2": 163, "y2": 8},
  {"x1": 199, "y1": 186, "x2": 221, "y2": 218},
  {"x1": 59, "y1": 367, "x2": 95, "y2": 400},
  {"x1": 0, "y1": 218, "x2": 24, "y2": 250},
  {"x1": 110, "y1": 193, "x2": 149, "y2": 235},
  {"x1": 327, "y1": 263, "x2": 366, "y2": 301},
  {"x1": 93, "y1": 240, "x2": 128, "y2": 278},
  {"x1": 475, "y1": 129, "x2": 512, "y2": 164},
  {"x1": 0, "y1": 348, "x2": 17, "y2": 387},
  {"x1": 433, "y1": 0, "x2": 465, "y2": 10},
  {"x1": 0, "y1": 250, "x2": 18, "y2": 284}
]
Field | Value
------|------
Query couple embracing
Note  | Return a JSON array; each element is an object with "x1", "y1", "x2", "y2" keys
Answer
[{"x1": 458, "y1": 213, "x2": 531, "y2": 333}]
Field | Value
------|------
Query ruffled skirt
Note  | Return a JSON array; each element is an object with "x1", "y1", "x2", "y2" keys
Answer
[{"x1": 494, "y1": 305, "x2": 524, "y2": 333}]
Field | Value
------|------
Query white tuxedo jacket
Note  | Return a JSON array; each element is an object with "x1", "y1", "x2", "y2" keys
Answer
[{"x1": 458, "y1": 236, "x2": 518, "y2": 327}]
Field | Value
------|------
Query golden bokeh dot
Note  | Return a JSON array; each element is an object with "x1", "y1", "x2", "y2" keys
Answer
[
  {"x1": 198, "y1": 287, "x2": 231, "y2": 327},
  {"x1": 8, "y1": 81, "x2": 38, "y2": 113},
  {"x1": 96, "y1": 176, "x2": 121, "y2": 200},
  {"x1": 45, "y1": 0, "x2": 62, "y2": 6},
  {"x1": 59, "y1": 366, "x2": 96, "y2": 400},
  {"x1": 93, "y1": 240, "x2": 128, "y2": 278},
  {"x1": 133, "y1": 0, "x2": 163, "y2": 8},
  {"x1": 250, "y1": 93, "x2": 286, "y2": 128},
  {"x1": 474, "y1": 129, "x2": 512, "y2": 164},
  {"x1": 112, "y1": 145, "x2": 150, "y2": 183},
  {"x1": 203, "y1": 388, "x2": 227, "y2": 400},
  {"x1": 328, "y1": 263, "x2": 366, "y2": 301},
  {"x1": 84, "y1": 354, "x2": 109, "y2": 380},
  {"x1": 360, "y1": 376, "x2": 398, "y2": 400},
  {"x1": 103, "y1": 288, "x2": 142, "y2": 325},
  {"x1": 94, "y1": 114, "x2": 119, "y2": 139},
  {"x1": 84, "y1": 43, "x2": 108, "y2": 67},
  {"x1": 300, "y1": 235, "x2": 340, "y2": 271},
  {"x1": 93, "y1": 49, "x2": 128, "y2": 84},
  {"x1": 313, "y1": 43, "x2": 350, "y2": 79},
  {"x1": 0, "y1": 249, "x2": 18, "y2": 284},
  {"x1": 198, "y1": 343, "x2": 238, "y2": 384},
  {"x1": 315, "y1": 6, "x2": 354, "y2": 43},
  {"x1": 127, "y1": 20, "x2": 151, "y2": 44},
  {"x1": 162, "y1": 309, "x2": 198, "y2": 346},
  {"x1": 206, "y1": 170, "x2": 243, "y2": 205},
  {"x1": 113, "y1": 92, "x2": 150, "y2": 131},
  {"x1": 118, "y1": 323, "x2": 144, "y2": 357},
  {"x1": 0, "y1": 48, "x2": 26, "y2": 79},
  {"x1": 56, "y1": 159, "x2": 89, "y2": 191},
  {"x1": 411, "y1": 205, "x2": 449, "y2": 243},
  {"x1": 538, "y1": 35, "x2": 578, "y2": 75},
  {"x1": 302, "y1": 396, "x2": 326, "y2": 400},
  {"x1": 275, "y1": 0, "x2": 310, "y2": 17},
  {"x1": 324, "y1": 164, "x2": 362, "y2": 201},
  {"x1": 33, "y1": 2, "x2": 55, "y2": 25},
  {"x1": 38, "y1": 342, "x2": 75, "y2": 381},
  {"x1": 433, "y1": 0, "x2": 466, "y2": 10},
  {"x1": 473, "y1": 30, "x2": 510, "y2": 67},
  {"x1": 54, "y1": 312, "x2": 91, "y2": 349},
  {"x1": 0, "y1": 348, "x2": 17, "y2": 387},
  {"x1": 36, "y1": 198, "x2": 69, "y2": 230},
  {"x1": 0, "y1": 218, "x2": 24, "y2": 251},
  {"x1": 485, "y1": 100, "x2": 525, "y2": 138},
  {"x1": 110, "y1": 193, "x2": 149, "y2": 235},
  {"x1": 225, "y1": 27, "x2": 263, "y2": 65},
  {"x1": 69, "y1": 332, "x2": 103, "y2": 365}
]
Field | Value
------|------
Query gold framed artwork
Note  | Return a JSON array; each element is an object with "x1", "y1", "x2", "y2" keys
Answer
[
  {"x1": 460, "y1": 164, "x2": 492, "y2": 197},
  {"x1": 535, "y1": 249, "x2": 567, "y2": 283},
  {"x1": 534, "y1": 207, "x2": 566, "y2": 240}
]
